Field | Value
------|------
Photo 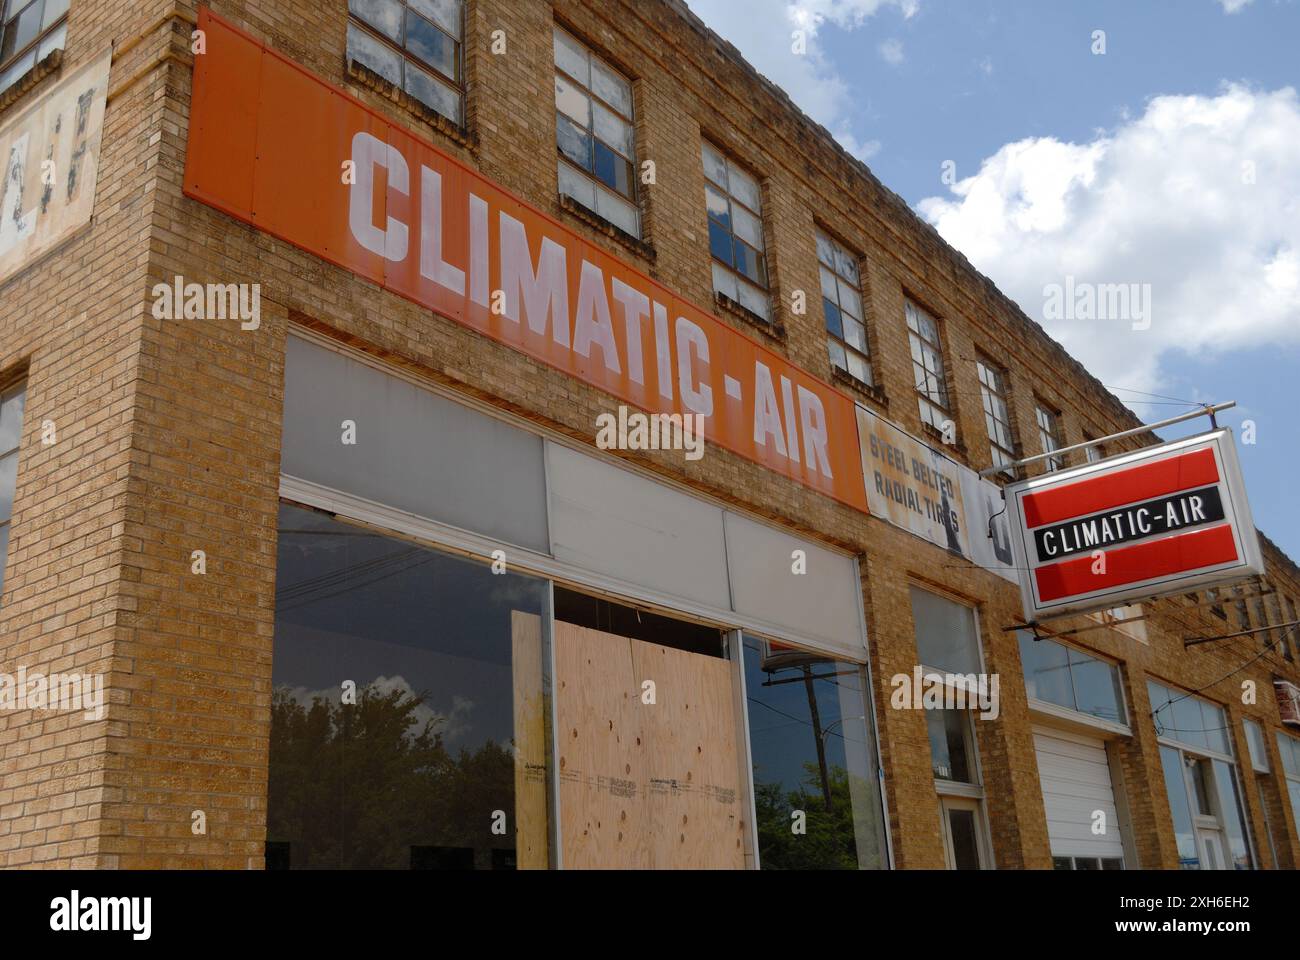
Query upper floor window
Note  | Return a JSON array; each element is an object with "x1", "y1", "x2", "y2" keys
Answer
[
  {"x1": 1035, "y1": 401, "x2": 1065, "y2": 471},
  {"x1": 346, "y1": 0, "x2": 464, "y2": 125},
  {"x1": 553, "y1": 27, "x2": 639, "y2": 238},
  {"x1": 976, "y1": 358, "x2": 1015, "y2": 477},
  {"x1": 0, "y1": 0, "x2": 67, "y2": 95},
  {"x1": 910, "y1": 586, "x2": 982, "y2": 676},
  {"x1": 816, "y1": 228, "x2": 872, "y2": 387},
  {"x1": 1242, "y1": 717, "x2": 1269, "y2": 773},
  {"x1": 0, "y1": 380, "x2": 25, "y2": 597},
  {"x1": 702, "y1": 141, "x2": 770, "y2": 321},
  {"x1": 905, "y1": 299, "x2": 951, "y2": 433},
  {"x1": 1085, "y1": 435, "x2": 1105, "y2": 463}
]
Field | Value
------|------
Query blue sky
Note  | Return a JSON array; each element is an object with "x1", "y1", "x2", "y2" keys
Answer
[{"x1": 688, "y1": 0, "x2": 1300, "y2": 559}]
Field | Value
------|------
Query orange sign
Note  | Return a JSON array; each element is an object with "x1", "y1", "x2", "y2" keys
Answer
[{"x1": 183, "y1": 9, "x2": 866, "y2": 511}]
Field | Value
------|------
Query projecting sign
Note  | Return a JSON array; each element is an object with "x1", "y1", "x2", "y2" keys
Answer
[
  {"x1": 182, "y1": 9, "x2": 867, "y2": 511},
  {"x1": 0, "y1": 46, "x2": 111, "y2": 286},
  {"x1": 1005, "y1": 429, "x2": 1263, "y2": 622}
]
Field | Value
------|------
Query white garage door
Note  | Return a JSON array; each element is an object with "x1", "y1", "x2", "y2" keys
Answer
[{"x1": 1033, "y1": 725, "x2": 1125, "y2": 863}]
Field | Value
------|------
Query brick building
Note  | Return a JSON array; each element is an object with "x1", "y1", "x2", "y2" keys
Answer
[{"x1": 1, "y1": 0, "x2": 1298, "y2": 870}]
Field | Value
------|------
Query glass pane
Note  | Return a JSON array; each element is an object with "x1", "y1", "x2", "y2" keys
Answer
[
  {"x1": 827, "y1": 340, "x2": 847, "y2": 371},
  {"x1": 1160, "y1": 746, "x2": 1199, "y2": 868},
  {"x1": 0, "y1": 48, "x2": 35, "y2": 92},
  {"x1": 1244, "y1": 719, "x2": 1268, "y2": 771},
  {"x1": 701, "y1": 142, "x2": 728, "y2": 188},
  {"x1": 556, "y1": 159, "x2": 595, "y2": 209},
  {"x1": 1190, "y1": 757, "x2": 1215, "y2": 816},
  {"x1": 556, "y1": 113, "x2": 591, "y2": 170},
  {"x1": 34, "y1": 18, "x2": 61, "y2": 58},
  {"x1": 592, "y1": 139, "x2": 632, "y2": 197},
  {"x1": 1053, "y1": 856, "x2": 1073, "y2": 870},
  {"x1": 0, "y1": 523, "x2": 8, "y2": 593},
  {"x1": 404, "y1": 60, "x2": 460, "y2": 123},
  {"x1": 819, "y1": 266, "x2": 838, "y2": 303},
  {"x1": 946, "y1": 808, "x2": 981, "y2": 869},
  {"x1": 0, "y1": 452, "x2": 16, "y2": 523},
  {"x1": 42, "y1": 0, "x2": 67, "y2": 29},
  {"x1": 554, "y1": 72, "x2": 589, "y2": 126},
  {"x1": 349, "y1": 0, "x2": 402, "y2": 43},
  {"x1": 834, "y1": 245, "x2": 859, "y2": 285},
  {"x1": 842, "y1": 316, "x2": 867, "y2": 353},
  {"x1": 846, "y1": 350, "x2": 871, "y2": 386},
  {"x1": 267, "y1": 504, "x2": 550, "y2": 869},
  {"x1": 730, "y1": 201, "x2": 763, "y2": 250},
  {"x1": 736, "y1": 278, "x2": 771, "y2": 320},
  {"x1": 704, "y1": 184, "x2": 730, "y2": 228},
  {"x1": 1018, "y1": 633, "x2": 1073, "y2": 709},
  {"x1": 592, "y1": 100, "x2": 632, "y2": 158},
  {"x1": 1211, "y1": 760, "x2": 1252, "y2": 869},
  {"x1": 1289, "y1": 781, "x2": 1300, "y2": 841},
  {"x1": 347, "y1": 22, "x2": 401, "y2": 87},
  {"x1": 836, "y1": 278, "x2": 861, "y2": 319},
  {"x1": 815, "y1": 231, "x2": 835, "y2": 268},
  {"x1": 733, "y1": 238, "x2": 766, "y2": 286},
  {"x1": 727, "y1": 163, "x2": 761, "y2": 212},
  {"x1": 822, "y1": 298, "x2": 843, "y2": 338},
  {"x1": 590, "y1": 58, "x2": 631, "y2": 115},
  {"x1": 0, "y1": 384, "x2": 25, "y2": 453},
  {"x1": 594, "y1": 185, "x2": 639, "y2": 237},
  {"x1": 927, "y1": 709, "x2": 972, "y2": 783},
  {"x1": 0, "y1": 0, "x2": 41, "y2": 61},
  {"x1": 408, "y1": 14, "x2": 456, "y2": 80},
  {"x1": 1170, "y1": 692, "x2": 1209, "y2": 751},
  {"x1": 409, "y1": 0, "x2": 461, "y2": 40},
  {"x1": 710, "y1": 261, "x2": 737, "y2": 302},
  {"x1": 911, "y1": 587, "x2": 980, "y2": 675},
  {"x1": 743, "y1": 636, "x2": 886, "y2": 869},
  {"x1": 1102, "y1": 857, "x2": 1123, "y2": 870},
  {"x1": 1069, "y1": 649, "x2": 1124, "y2": 724},
  {"x1": 707, "y1": 219, "x2": 733, "y2": 267},
  {"x1": 1202, "y1": 701, "x2": 1230, "y2": 755},
  {"x1": 552, "y1": 27, "x2": 588, "y2": 84}
]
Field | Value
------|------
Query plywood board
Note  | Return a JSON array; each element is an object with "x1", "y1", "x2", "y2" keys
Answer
[
  {"x1": 554, "y1": 621, "x2": 743, "y2": 869},
  {"x1": 511, "y1": 611, "x2": 548, "y2": 869}
]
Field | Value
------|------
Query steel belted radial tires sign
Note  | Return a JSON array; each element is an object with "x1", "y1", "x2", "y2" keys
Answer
[{"x1": 1005, "y1": 429, "x2": 1263, "y2": 621}]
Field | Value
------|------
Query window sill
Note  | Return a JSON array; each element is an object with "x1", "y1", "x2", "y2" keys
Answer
[
  {"x1": 346, "y1": 58, "x2": 476, "y2": 151},
  {"x1": 832, "y1": 367, "x2": 887, "y2": 407},
  {"x1": 714, "y1": 291, "x2": 783, "y2": 341},
  {"x1": 558, "y1": 193, "x2": 655, "y2": 262},
  {"x1": 0, "y1": 47, "x2": 62, "y2": 117}
]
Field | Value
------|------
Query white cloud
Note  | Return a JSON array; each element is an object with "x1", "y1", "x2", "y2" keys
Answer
[
  {"x1": 879, "y1": 38, "x2": 905, "y2": 65},
  {"x1": 1218, "y1": 0, "x2": 1254, "y2": 13},
  {"x1": 917, "y1": 84, "x2": 1300, "y2": 394},
  {"x1": 686, "y1": 0, "x2": 915, "y2": 160}
]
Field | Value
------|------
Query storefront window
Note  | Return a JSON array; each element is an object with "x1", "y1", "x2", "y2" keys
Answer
[
  {"x1": 1159, "y1": 745, "x2": 1198, "y2": 868},
  {"x1": 267, "y1": 503, "x2": 550, "y2": 869},
  {"x1": 1276, "y1": 733, "x2": 1300, "y2": 835},
  {"x1": 742, "y1": 636, "x2": 885, "y2": 869},
  {"x1": 1019, "y1": 633, "x2": 1125, "y2": 725}
]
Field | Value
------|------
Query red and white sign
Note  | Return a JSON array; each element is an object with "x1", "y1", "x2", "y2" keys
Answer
[{"x1": 1005, "y1": 429, "x2": 1263, "y2": 621}]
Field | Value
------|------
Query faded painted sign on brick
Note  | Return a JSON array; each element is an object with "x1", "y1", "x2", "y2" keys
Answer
[{"x1": 0, "y1": 47, "x2": 111, "y2": 285}]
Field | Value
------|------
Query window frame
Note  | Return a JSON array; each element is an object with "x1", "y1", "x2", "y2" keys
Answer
[
  {"x1": 345, "y1": 0, "x2": 466, "y2": 126},
  {"x1": 905, "y1": 298, "x2": 953, "y2": 433},
  {"x1": 0, "y1": 0, "x2": 69, "y2": 93},
  {"x1": 552, "y1": 24, "x2": 641, "y2": 238},
  {"x1": 1034, "y1": 400, "x2": 1066, "y2": 472},
  {"x1": 702, "y1": 140, "x2": 771, "y2": 321},
  {"x1": 0, "y1": 379, "x2": 26, "y2": 600},
  {"x1": 816, "y1": 227, "x2": 872, "y2": 388},
  {"x1": 976, "y1": 356, "x2": 1016, "y2": 478},
  {"x1": 1019, "y1": 632, "x2": 1130, "y2": 732}
]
